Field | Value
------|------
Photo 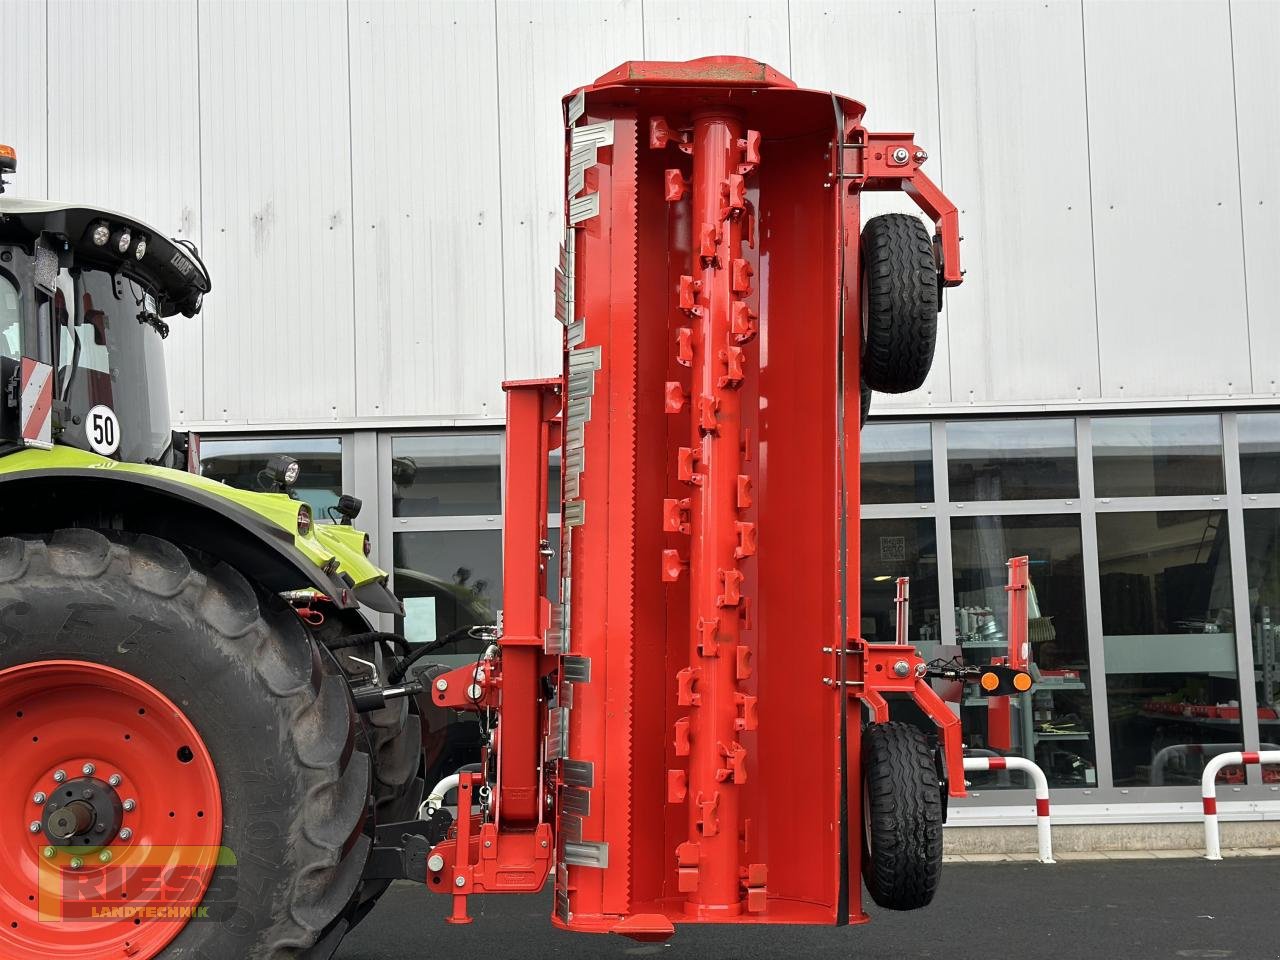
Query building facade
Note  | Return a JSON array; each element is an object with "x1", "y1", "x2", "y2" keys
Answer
[{"x1": 7, "y1": 0, "x2": 1280, "y2": 835}]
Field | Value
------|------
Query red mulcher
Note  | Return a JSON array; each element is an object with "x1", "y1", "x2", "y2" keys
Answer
[{"x1": 423, "y1": 57, "x2": 1027, "y2": 939}]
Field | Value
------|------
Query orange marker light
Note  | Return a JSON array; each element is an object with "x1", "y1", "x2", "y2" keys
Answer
[
  {"x1": 0, "y1": 145, "x2": 16, "y2": 172},
  {"x1": 980, "y1": 672, "x2": 1000, "y2": 692},
  {"x1": 1013, "y1": 672, "x2": 1033, "y2": 692}
]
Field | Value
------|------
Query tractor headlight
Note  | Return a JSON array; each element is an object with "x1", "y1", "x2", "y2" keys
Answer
[
  {"x1": 134, "y1": 238, "x2": 147, "y2": 261},
  {"x1": 91, "y1": 222, "x2": 111, "y2": 247},
  {"x1": 113, "y1": 229, "x2": 132, "y2": 254}
]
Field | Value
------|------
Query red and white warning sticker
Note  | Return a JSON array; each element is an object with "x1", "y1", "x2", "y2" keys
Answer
[{"x1": 19, "y1": 358, "x2": 53, "y2": 448}]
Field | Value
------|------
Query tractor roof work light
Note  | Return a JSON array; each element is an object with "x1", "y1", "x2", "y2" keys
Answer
[{"x1": 262, "y1": 454, "x2": 301, "y2": 495}]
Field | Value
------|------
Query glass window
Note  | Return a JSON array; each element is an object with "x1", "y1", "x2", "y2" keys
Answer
[
  {"x1": 0, "y1": 273, "x2": 19, "y2": 359},
  {"x1": 1097, "y1": 510, "x2": 1241, "y2": 786},
  {"x1": 951, "y1": 515, "x2": 1095, "y2": 788},
  {"x1": 393, "y1": 530, "x2": 502, "y2": 654},
  {"x1": 1242, "y1": 510, "x2": 1280, "y2": 757},
  {"x1": 392, "y1": 434, "x2": 501, "y2": 517},
  {"x1": 946, "y1": 419, "x2": 1077, "y2": 501},
  {"x1": 199, "y1": 437, "x2": 343, "y2": 517},
  {"x1": 1239, "y1": 413, "x2": 1280, "y2": 495},
  {"x1": 1092, "y1": 415, "x2": 1224, "y2": 498},
  {"x1": 860, "y1": 422, "x2": 933, "y2": 504},
  {"x1": 860, "y1": 518, "x2": 940, "y2": 652}
]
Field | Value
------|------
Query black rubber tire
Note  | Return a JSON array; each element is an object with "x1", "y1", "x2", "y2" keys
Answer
[
  {"x1": 313, "y1": 618, "x2": 424, "y2": 929},
  {"x1": 0, "y1": 530, "x2": 371, "y2": 959},
  {"x1": 312, "y1": 619, "x2": 424, "y2": 824},
  {"x1": 860, "y1": 379, "x2": 872, "y2": 427},
  {"x1": 860, "y1": 214, "x2": 940, "y2": 394},
  {"x1": 861, "y1": 721, "x2": 943, "y2": 911}
]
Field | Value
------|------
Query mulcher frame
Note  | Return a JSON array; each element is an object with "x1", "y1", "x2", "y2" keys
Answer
[{"x1": 417, "y1": 57, "x2": 970, "y2": 938}]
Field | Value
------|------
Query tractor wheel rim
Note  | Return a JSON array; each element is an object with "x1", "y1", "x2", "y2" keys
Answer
[{"x1": 0, "y1": 660, "x2": 223, "y2": 960}]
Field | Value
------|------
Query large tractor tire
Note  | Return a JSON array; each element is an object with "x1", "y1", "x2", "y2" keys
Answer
[
  {"x1": 311, "y1": 620, "x2": 423, "y2": 824},
  {"x1": 860, "y1": 213, "x2": 940, "y2": 394},
  {"x1": 861, "y1": 721, "x2": 944, "y2": 911},
  {"x1": 0, "y1": 530, "x2": 371, "y2": 960},
  {"x1": 312, "y1": 618, "x2": 424, "y2": 928}
]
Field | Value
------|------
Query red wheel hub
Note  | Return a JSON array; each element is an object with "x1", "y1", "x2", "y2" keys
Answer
[{"x1": 0, "y1": 660, "x2": 223, "y2": 960}]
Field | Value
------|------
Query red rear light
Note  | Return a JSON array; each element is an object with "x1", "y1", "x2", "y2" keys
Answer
[
  {"x1": 363, "y1": 534, "x2": 371, "y2": 557},
  {"x1": 296, "y1": 505, "x2": 312, "y2": 537}
]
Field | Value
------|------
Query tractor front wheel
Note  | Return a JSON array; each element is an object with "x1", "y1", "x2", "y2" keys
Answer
[
  {"x1": 861, "y1": 721, "x2": 944, "y2": 911},
  {"x1": 0, "y1": 530, "x2": 371, "y2": 960}
]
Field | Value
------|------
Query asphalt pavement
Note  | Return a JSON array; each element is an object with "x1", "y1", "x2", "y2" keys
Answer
[{"x1": 336, "y1": 855, "x2": 1279, "y2": 960}]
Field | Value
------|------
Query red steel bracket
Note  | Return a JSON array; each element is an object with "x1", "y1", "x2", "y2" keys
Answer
[
  {"x1": 849, "y1": 641, "x2": 966, "y2": 799},
  {"x1": 844, "y1": 128, "x2": 962, "y2": 287}
]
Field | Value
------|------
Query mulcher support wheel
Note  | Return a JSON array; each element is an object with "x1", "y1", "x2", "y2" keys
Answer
[
  {"x1": 0, "y1": 530, "x2": 372, "y2": 960},
  {"x1": 861, "y1": 721, "x2": 944, "y2": 911},
  {"x1": 860, "y1": 213, "x2": 941, "y2": 395}
]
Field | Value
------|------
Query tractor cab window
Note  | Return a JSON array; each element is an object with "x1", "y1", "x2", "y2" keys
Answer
[
  {"x1": 0, "y1": 273, "x2": 19, "y2": 359},
  {"x1": 55, "y1": 269, "x2": 171, "y2": 463}
]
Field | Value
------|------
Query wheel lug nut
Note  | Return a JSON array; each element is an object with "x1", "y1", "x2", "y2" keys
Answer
[
  {"x1": 53, "y1": 770, "x2": 66, "y2": 783},
  {"x1": 82, "y1": 763, "x2": 96, "y2": 776},
  {"x1": 95, "y1": 824, "x2": 106, "y2": 833},
  {"x1": 29, "y1": 821, "x2": 42, "y2": 834},
  {"x1": 33, "y1": 792, "x2": 46, "y2": 804},
  {"x1": 42, "y1": 846, "x2": 56, "y2": 859},
  {"x1": 119, "y1": 827, "x2": 133, "y2": 841},
  {"x1": 123, "y1": 799, "x2": 136, "y2": 813},
  {"x1": 98, "y1": 850, "x2": 113, "y2": 864},
  {"x1": 108, "y1": 774, "x2": 122, "y2": 788},
  {"x1": 69, "y1": 857, "x2": 83, "y2": 871},
  {"x1": 83, "y1": 789, "x2": 94, "y2": 800}
]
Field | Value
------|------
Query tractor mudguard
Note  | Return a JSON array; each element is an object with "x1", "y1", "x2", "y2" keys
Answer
[{"x1": 0, "y1": 467, "x2": 390, "y2": 611}]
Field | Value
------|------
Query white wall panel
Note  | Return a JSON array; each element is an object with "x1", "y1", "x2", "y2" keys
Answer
[
  {"x1": 935, "y1": 0, "x2": 1099, "y2": 404},
  {"x1": 643, "y1": 0, "x2": 792, "y2": 74},
  {"x1": 790, "y1": 0, "x2": 952, "y2": 407},
  {"x1": 47, "y1": 0, "x2": 204, "y2": 421},
  {"x1": 1084, "y1": 0, "x2": 1249, "y2": 400},
  {"x1": 3, "y1": 0, "x2": 49, "y2": 200},
  {"x1": 197, "y1": 0, "x2": 356, "y2": 424},
  {"x1": 496, "y1": 0, "x2": 643, "y2": 382},
  {"x1": 349, "y1": 0, "x2": 505, "y2": 419},
  {"x1": 1231, "y1": 0, "x2": 1280, "y2": 396}
]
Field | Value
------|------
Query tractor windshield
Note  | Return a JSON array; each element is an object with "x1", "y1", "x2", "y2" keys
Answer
[{"x1": 56, "y1": 268, "x2": 171, "y2": 463}]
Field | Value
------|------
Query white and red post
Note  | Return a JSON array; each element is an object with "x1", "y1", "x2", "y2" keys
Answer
[
  {"x1": 963, "y1": 755, "x2": 1054, "y2": 863},
  {"x1": 1201, "y1": 750, "x2": 1280, "y2": 860}
]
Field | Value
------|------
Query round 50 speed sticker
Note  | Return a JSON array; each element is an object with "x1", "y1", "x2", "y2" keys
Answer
[{"x1": 85, "y1": 404, "x2": 122, "y2": 456}]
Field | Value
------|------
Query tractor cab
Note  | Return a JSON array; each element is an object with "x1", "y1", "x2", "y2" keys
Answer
[{"x1": 0, "y1": 145, "x2": 209, "y2": 466}]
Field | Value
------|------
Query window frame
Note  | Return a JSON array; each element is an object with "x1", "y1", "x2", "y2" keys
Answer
[{"x1": 860, "y1": 411, "x2": 1272, "y2": 807}]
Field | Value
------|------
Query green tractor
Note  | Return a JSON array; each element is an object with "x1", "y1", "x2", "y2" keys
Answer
[{"x1": 0, "y1": 144, "x2": 427, "y2": 958}]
